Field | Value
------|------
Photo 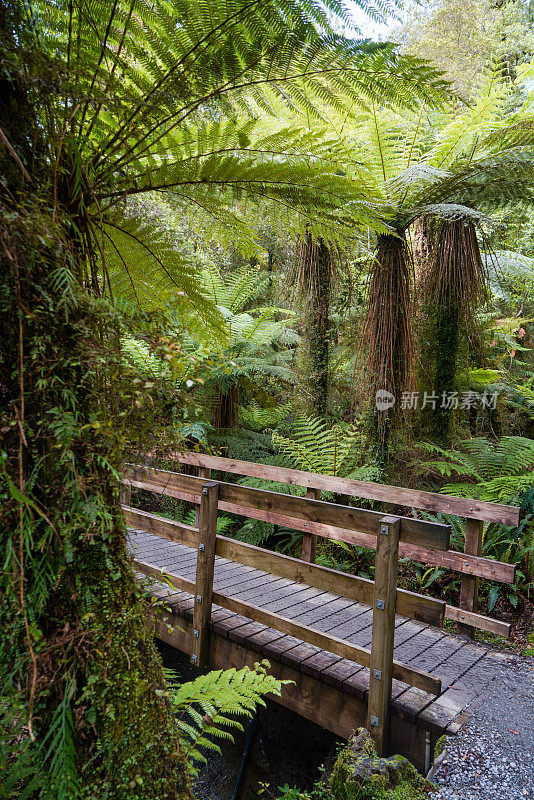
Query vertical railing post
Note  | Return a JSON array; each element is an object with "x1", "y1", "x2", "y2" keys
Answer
[
  {"x1": 302, "y1": 487, "x2": 320, "y2": 563},
  {"x1": 458, "y1": 518, "x2": 484, "y2": 637},
  {"x1": 195, "y1": 466, "x2": 212, "y2": 526},
  {"x1": 120, "y1": 481, "x2": 132, "y2": 507},
  {"x1": 367, "y1": 515, "x2": 401, "y2": 756},
  {"x1": 191, "y1": 481, "x2": 219, "y2": 667}
]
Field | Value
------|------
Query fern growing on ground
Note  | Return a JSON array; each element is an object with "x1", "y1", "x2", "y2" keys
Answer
[
  {"x1": 166, "y1": 662, "x2": 287, "y2": 777},
  {"x1": 415, "y1": 436, "x2": 534, "y2": 502}
]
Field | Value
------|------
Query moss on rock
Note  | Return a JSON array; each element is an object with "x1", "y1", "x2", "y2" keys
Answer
[{"x1": 329, "y1": 729, "x2": 433, "y2": 800}]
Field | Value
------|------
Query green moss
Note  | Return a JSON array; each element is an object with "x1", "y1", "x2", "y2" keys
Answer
[
  {"x1": 329, "y1": 729, "x2": 432, "y2": 800},
  {"x1": 523, "y1": 630, "x2": 534, "y2": 657},
  {"x1": 433, "y1": 736, "x2": 446, "y2": 761}
]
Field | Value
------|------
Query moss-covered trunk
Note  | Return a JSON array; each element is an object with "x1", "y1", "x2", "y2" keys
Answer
[
  {"x1": 362, "y1": 232, "x2": 414, "y2": 465},
  {"x1": 0, "y1": 6, "x2": 190, "y2": 798},
  {"x1": 300, "y1": 234, "x2": 332, "y2": 418}
]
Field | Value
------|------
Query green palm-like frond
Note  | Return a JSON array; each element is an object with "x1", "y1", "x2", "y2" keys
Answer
[
  {"x1": 272, "y1": 414, "x2": 366, "y2": 476},
  {"x1": 103, "y1": 213, "x2": 226, "y2": 340}
]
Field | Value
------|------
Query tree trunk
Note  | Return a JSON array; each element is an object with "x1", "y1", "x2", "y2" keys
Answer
[
  {"x1": 0, "y1": 6, "x2": 190, "y2": 798},
  {"x1": 298, "y1": 234, "x2": 332, "y2": 418},
  {"x1": 361, "y1": 232, "x2": 414, "y2": 463},
  {"x1": 421, "y1": 217, "x2": 488, "y2": 447}
]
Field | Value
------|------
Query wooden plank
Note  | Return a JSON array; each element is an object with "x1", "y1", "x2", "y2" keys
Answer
[
  {"x1": 135, "y1": 556, "x2": 440, "y2": 694},
  {"x1": 398, "y1": 539, "x2": 515, "y2": 584},
  {"x1": 302, "y1": 487, "x2": 319, "y2": 563},
  {"x1": 191, "y1": 482, "x2": 219, "y2": 667},
  {"x1": 458, "y1": 518, "x2": 484, "y2": 637},
  {"x1": 124, "y1": 507, "x2": 198, "y2": 547},
  {"x1": 124, "y1": 467, "x2": 451, "y2": 550},
  {"x1": 167, "y1": 452, "x2": 519, "y2": 526},
  {"x1": 367, "y1": 516, "x2": 401, "y2": 755},
  {"x1": 445, "y1": 605, "x2": 510, "y2": 638}
]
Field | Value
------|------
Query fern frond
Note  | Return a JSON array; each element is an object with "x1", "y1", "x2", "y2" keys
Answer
[{"x1": 167, "y1": 662, "x2": 288, "y2": 776}]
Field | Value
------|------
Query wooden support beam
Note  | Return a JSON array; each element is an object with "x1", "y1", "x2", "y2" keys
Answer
[
  {"x1": 191, "y1": 481, "x2": 219, "y2": 667},
  {"x1": 458, "y1": 519, "x2": 484, "y2": 637},
  {"x1": 165, "y1": 452, "x2": 519, "y2": 526},
  {"x1": 120, "y1": 480, "x2": 132, "y2": 506},
  {"x1": 302, "y1": 487, "x2": 320, "y2": 563},
  {"x1": 368, "y1": 516, "x2": 401, "y2": 756}
]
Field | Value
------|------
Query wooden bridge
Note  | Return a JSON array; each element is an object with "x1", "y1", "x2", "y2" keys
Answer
[{"x1": 122, "y1": 454, "x2": 518, "y2": 772}]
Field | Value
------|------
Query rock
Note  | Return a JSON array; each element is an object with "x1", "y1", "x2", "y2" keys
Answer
[{"x1": 329, "y1": 728, "x2": 434, "y2": 800}]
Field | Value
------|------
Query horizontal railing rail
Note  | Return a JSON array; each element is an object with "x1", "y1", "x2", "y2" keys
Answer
[
  {"x1": 124, "y1": 466, "x2": 452, "y2": 550},
  {"x1": 168, "y1": 451, "x2": 520, "y2": 526},
  {"x1": 133, "y1": 453, "x2": 518, "y2": 638}
]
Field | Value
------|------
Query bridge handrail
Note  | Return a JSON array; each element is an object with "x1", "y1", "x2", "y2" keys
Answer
[
  {"x1": 122, "y1": 469, "x2": 511, "y2": 755},
  {"x1": 168, "y1": 451, "x2": 520, "y2": 526},
  {"x1": 140, "y1": 453, "x2": 518, "y2": 639}
]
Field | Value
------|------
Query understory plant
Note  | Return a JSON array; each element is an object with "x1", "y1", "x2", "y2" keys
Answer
[
  {"x1": 166, "y1": 662, "x2": 287, "y2": 779},
  {"x1": 414, "y1": 437, "x2": 534, "y2": 605}
]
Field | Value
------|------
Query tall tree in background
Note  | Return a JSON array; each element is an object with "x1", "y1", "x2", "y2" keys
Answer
[
  {"x1": 0, "y1": 1, "x2": 448, "y2": 796},
  {"x1": 295, "y1": 234, "x2": 335, "y2": 418},
  {"x1": 353, "y1": 76, "x2": 534, "y2": 458}
]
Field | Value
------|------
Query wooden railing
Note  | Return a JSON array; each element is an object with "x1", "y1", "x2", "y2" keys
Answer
[
  {"x1": 124, "y1": 464, "x2": 450, "y2": 755},
  {"x1": 146, "y1": 452, "x2": 519, "y2": 638},
  {"x1": 121, "y1": 457, "x2": 519, "y2": 754}
]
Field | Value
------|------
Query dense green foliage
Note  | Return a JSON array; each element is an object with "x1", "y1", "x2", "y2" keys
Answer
[{"x1": 2, "y1": 0, "x2": 534, "y2": 797}]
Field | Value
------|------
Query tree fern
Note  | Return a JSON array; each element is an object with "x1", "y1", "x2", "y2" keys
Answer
[
  {"x1": 416, "y1": 437, "x2": 534, "y2": 503},
  {"x1": 272, "y1": 414, "x2": 376, "y2": 479},
  {"x1": 166, "y1": 662, "x2": 287, "y2": 777}
]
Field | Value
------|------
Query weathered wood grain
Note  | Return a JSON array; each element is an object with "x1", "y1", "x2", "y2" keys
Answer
[
  {"x1": 165, "y1": 452, "x2": 519, "y2": 526},
  {"x1": 124, "y1": 467, "x2": 451, "y2": 550},
  {"x1": 368, "y1": 516, "x2": 401, "y2": 755},
  {"x1": 191, "y1": 481, "x2": 219, "y2": 666}
]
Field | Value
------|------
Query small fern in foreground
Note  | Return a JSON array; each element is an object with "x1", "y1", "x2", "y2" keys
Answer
[{"x1": 166, "y1": 662, "x2": 288, "y2": 777}]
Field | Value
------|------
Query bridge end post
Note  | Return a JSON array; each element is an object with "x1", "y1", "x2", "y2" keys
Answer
[
  {"x1": 191, "y1": 481, "x2": 219, "y2": 667},
  {"x1": 367, "y1": 515, "x2": 401, "y2": 756}
]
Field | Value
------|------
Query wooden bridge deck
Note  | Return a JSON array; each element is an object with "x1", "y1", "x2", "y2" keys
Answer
[{"x1": 128, "y1": 526, "x2": 508, "y2": 770}]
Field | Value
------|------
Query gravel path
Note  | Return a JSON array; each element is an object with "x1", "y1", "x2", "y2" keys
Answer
[{"x1": 431, "y1": 654, "x2": 534, "y2": 800}]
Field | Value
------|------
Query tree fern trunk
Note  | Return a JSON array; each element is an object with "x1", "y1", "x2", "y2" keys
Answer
[
  {"x1": 422, "y1": 217, "x2": 488, "y2": 447},
  {"x1": 362, "y1": 232, "x2": 414, "y2": 463},
  {"x1": 299, "y1": 234, "x2": 332, "y2": 418},
  {"x1": 0, "y1": 7, "x2": 190, "y2": 798}
]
